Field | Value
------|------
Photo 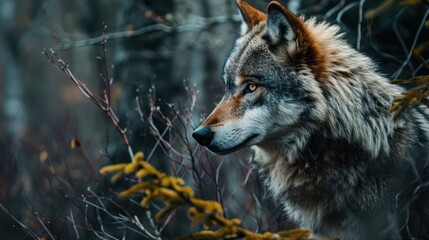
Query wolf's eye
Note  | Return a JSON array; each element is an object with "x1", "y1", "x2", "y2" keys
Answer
[
  {"x1": 244, "y1": 83, "x2": 258, "y2": 94},
  {"x1": 249, "y1": 84, "x2": 257, "y2": 91}
]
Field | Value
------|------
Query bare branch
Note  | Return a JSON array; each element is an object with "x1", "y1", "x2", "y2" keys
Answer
[
  {"x1": 43, "y1": 41, "x2": 134, "y2": 160},
  {"x1": 55, "y1": 15, "x2": 241, "y2": 50},
  {"x1": 391, "y1": 8, "x2": 429, "y2": 79}
]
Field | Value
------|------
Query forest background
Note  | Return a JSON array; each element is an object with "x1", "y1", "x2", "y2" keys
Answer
[{"x1": 0, "y1": 0, "x2": 428, "y2": 239}]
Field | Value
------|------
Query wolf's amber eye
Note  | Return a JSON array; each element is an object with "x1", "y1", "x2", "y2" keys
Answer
[{"x1": 247, "y1": 83, "x2": 257, "y2": 92}]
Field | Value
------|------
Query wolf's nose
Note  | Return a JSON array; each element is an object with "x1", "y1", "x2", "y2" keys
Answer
[{"x1": 192, "y1": 127, "x2": 213, "y2": 146}]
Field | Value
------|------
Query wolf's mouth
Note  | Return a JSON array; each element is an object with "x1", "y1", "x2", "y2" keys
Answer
[{"x1": 208, "y1": 133, "x2": 259, "y2": 155}]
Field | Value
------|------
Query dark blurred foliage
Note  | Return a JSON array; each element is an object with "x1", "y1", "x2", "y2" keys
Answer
[{"x1": 0, "y1": 0, "x2": 428, "y2": 239}]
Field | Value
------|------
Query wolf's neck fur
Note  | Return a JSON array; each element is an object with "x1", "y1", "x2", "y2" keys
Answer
[
  {"x1": 291, "y1": 18, "x2": 402, "y2": 158},
  {"x1": 252, "y1": 126, "x2": 368, "y2": 195},
  {"x1": 251, "y1": 18, "x2": 404, "y2": 198}
]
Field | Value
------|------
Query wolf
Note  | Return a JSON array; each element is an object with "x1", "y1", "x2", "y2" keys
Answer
[{"x1": 192, "y1": 0, "x2": 429, "y2": 239}]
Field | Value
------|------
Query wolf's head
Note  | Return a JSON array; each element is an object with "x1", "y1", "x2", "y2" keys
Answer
[
  {"x1": 192, "y1": 0, "x2": 331, "y2": 155},
  {"x1": 192, "y1": 0, "x2": 397, "y2": 158}
]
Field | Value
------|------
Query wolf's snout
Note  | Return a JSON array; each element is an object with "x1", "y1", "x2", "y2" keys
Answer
[{"x1": 192, "y1": 126, "x2": 214, "y2": 146}]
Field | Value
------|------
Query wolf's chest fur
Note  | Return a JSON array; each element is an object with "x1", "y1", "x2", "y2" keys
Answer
[{"x1": 252, "y1": 127, "x2": 411, "y2": 238}]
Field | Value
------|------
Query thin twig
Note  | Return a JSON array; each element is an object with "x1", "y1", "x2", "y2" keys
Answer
[
  {"x1": 69, "y1": 209, "x2": 80, "y2": 239},
  {"x1": 357, "y1": 0, "x2": 366, "y2": 50},
  {"x1": 0, "y1": 204, "x2": 32, "y2": 234},
  {"x1": 55, "y1": 15, "x2": 241, "y2": 50},
  {"x1": 392, "y1": 8, "x2": 429, "y2": 79}
]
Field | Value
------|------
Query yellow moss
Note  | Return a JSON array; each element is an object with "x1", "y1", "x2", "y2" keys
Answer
[
  {"x1": 177, "y1": 230, "x2": 222, "y2": 240},
  {"x1": 175, "y1": 185, "x2": 194, "y2": 197},
  {"x1": 99, "y1": 163, "x2": 127, "y2": 174},
  {"x1": 277, "y1": 229, "x2": 312, "y2": 239},
  {"x1": 188, "y1": 207, "x2": 198, "y2": 217},
  {"x1": 119, "y1": 182, "x2": 155, "y2": 198},
  {"x1": 161, "y1": 177, "x2": 184, "y2": 188},
  {"x1": 190, "y1": 198, "x2": 223, "y2": 214},
  {"x1": 157, "y1": 188, "x2": 180, "y2": 201},
  {"x1": 136, "y1": 169, "x2": 149, "y2": 178},
  {"x1": 229, "y1": 218, "x2": 241, "y2": 226},
  {"x1": 140, "y1": 161, "x2": 161, "y2": 177},
  {"x1": 124, "y1": 161, "x2": 139, "y2": 174},
  {"x1": 100, "y1": 152, "x2": 315, "y2": 240},
  {"x1": 111, "y1": 172, "x2": 125, "y2": 183},
  {"x1": 133, "y1": 151, "x2": 144, "y2": 163},
  {"x1": 190, "y1": 212, "x2": 209, "y2": 226},
  {"x1": 155, "y1": 204, "x2": 175, "y2": 222},
  {"x1": 141, "y1": 194, "x2": 155, "y2": 207},
  {"x1": 192, "y1": 230, "x2": 219, "y2": 239}
]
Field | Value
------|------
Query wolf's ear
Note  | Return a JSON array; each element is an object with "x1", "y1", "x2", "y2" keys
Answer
[
  {"x1": 264, "y1": 1, "x2": 325, "y2": 81},
  {"x1": 264, "y1": 1, "x2": 303, "y2": 47},
  {"x1": 236, "y1": 0, "x2": 266, "y2": 35}
]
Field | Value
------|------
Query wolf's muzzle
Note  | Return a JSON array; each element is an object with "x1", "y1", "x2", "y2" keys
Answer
[{"x1": 192, "y1": 126, "x2": 213, "y2": 146}]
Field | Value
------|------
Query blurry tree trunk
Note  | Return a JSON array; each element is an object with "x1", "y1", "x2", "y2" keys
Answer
[
  {"x1": 0, "y1": 0, "x2": 26, "y2": 139},
  {"x1": 174, "y1": 0, "x2": 238, "y2": 108},
  {"x1": 114, "y1": 0, "x2": 178, "y2": 166}
]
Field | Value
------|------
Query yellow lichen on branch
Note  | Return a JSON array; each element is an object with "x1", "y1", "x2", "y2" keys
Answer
[{"x1": 100, "y1": 152, "x2": 313, "y2": 240}]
